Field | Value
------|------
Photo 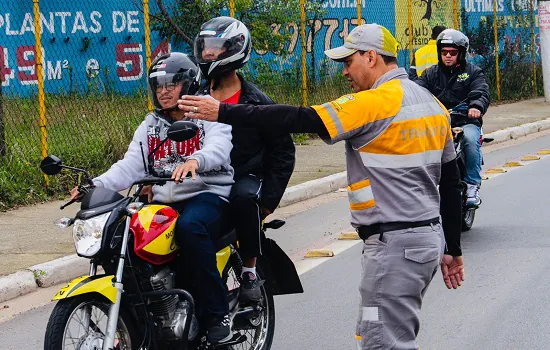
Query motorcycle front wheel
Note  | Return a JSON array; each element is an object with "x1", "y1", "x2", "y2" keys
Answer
[{"x1": 44, "y1": 295, "x2": 140, "y2": 350}]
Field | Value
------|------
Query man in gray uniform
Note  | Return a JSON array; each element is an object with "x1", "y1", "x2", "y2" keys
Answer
[{"x1": 177, "y1": 24, "x2": 465, "y2": 350}]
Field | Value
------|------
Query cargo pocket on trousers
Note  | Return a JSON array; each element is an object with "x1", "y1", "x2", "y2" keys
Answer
[
  {"x1": 404, "y1": 246, "x2": 439, "y2": 264},
  {"x1": 358, "y1": 320, "x2": 385, "y2": 350}
]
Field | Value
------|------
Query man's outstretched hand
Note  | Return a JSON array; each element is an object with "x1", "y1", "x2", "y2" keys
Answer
[
  {"x1": 441, "y1": 255, "x2": 465, "y2": 289},
  {"x1": 178, "y1": 95, "x2": 221, "y2": 122}
]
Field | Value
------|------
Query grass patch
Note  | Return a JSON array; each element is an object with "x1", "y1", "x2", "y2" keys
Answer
[{"x1": 0, "y1": 92, "x2": 147, "y2": 210}]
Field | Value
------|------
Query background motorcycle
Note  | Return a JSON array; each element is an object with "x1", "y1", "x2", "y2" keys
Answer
[
  {"x1": 40, "y1": 120, "x2": 303, "y2": 350},
  {"x1": 449, "y1": 91, "x2": 493, "y2": 231}
]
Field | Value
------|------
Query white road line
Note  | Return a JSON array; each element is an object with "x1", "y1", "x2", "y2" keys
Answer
[{"x1": 295, "y1": 237, "x2": 362, "y2": 276}]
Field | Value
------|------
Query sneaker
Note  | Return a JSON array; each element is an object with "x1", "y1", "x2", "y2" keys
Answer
[
  {"x1": 207, "y1": 314, "x2": 232, "y2": 344},
  {"x1": 466, "y1": 184, "x2": 481, "y2": 207},
  {"x1": 239, "y1": 272, "x2": 264, "y2": 303}
]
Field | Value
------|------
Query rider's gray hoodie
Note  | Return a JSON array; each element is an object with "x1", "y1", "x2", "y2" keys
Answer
[{"x1": 93, "y1": 111, "x2": 234, "y2": 203}]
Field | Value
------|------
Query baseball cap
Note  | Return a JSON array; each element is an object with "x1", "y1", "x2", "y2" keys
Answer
[{"x1": 325, "y1": 23, "x2": 399, "y2": 61}]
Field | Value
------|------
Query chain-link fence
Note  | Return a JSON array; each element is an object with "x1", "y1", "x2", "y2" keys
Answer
[{"x1": 0, "y1": 0, "x2": 544, "y2": 210}]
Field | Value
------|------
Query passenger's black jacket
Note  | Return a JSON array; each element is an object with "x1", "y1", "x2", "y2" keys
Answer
[
  {"x1": 199, "y1": 75, "x2": 296, "y2": 212},
  {"x1": 416, "y1": 62, "x2": 491, "y2": 127}
]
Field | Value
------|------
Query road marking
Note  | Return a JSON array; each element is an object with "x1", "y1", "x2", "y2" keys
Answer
[
  {"x1": 304, "y1": 249, "x2": 334, "y2": 258},
  {"x1": 296, "y1": 238, "x2": 362, "y2": 275},
  {"x1": 486, "y1": 168, "x2": 507, "y2": 174},
  {"x1": 483, "y1": 148, "x2": 550, "y2": 181},
  {"x1": 338, "y1": 232, "x2": 360, "y2": 240},
  {"x1": 503, "y1": 161, "x2": 524, "y2": 167},
  {"x1": 521, "y1": 155, "x2": 541, "y2": 161}
]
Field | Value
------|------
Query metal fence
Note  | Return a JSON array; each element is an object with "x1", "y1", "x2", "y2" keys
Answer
[{"x1": 0, "y1": 0, "x2": 543, "y2": 209}]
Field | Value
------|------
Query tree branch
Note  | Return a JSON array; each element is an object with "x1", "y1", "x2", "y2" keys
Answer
[
  {"x1": 130, "y1": 0, "x2": 164, "y2": 22},
  {"x1": 156, "y1": 0, "x2": 193, "y2": 46}
]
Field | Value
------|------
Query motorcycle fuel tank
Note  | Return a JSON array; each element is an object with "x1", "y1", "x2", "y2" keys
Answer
[{"x1": 130, "y1": 205, "x2": 180, "y2": 264}]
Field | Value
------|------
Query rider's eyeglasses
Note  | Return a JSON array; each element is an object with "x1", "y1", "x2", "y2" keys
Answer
[
  {"x1": 441, "y1": 49, "x2": 459, "y2": 57},
  {"x1": 155, "y1": 82, "x2": 177, "y2": 93}
]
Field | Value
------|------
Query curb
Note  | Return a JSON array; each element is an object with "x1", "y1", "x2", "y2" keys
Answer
[
  {"x1": 483, "y1": 117, "x2": 550, "y2": 145},
  {"x1": 30, "y1": 255, "x2": 90, "y2": 288},
  {"x1": 1, "y1": 117, "x2": 549, "y2": 304},
  {"x1": 278, "y1": 171, "x2": 347, "y2": 208},
  {"x1": 0, "y1": 270, "x2": 37, "y2": 303}
]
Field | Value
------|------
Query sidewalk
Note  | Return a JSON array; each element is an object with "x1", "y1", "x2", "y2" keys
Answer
[{"x1": 0, "y1": 98, "x2": 549, "y2": 276}]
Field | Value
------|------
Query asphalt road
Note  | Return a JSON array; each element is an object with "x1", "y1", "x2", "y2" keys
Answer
[{"x1": 1, "y1": 133, "x2": 550, "y2": 350}]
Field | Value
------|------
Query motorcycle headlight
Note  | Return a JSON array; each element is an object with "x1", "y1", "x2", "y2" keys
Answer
[{"x1": 72, "y1": 212, "x2": 111, "y2": 257}]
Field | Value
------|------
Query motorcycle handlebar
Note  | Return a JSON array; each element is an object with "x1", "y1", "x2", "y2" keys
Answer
[
  {"x1": 60, "y1": 198, "x2": 78, "y2": 210},
  {"x1": 133, "y1": 177, "x2": 177, "y2": 186}
]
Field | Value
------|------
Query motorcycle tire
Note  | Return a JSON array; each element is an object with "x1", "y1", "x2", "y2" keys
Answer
[
  {"x1": 44, "y1": 294, "x2": 140, "y2": 350},
  {"x1": 462, "y1": 207, "x2": 476, "y2": 231},
  {"x1": 227, "y1": 253, "x2": 275, "y2": 350}
]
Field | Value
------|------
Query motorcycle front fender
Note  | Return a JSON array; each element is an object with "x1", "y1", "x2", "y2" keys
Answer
[{"x1": 52, "y1": 275, "x2": 116, "y2": 303}]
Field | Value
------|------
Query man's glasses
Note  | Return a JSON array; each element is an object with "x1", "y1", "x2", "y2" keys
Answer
[
  {"x1": 155, "y1": 82, "x2": 177, "y2": 93},
  {"x1": 441, "y1": 49, "x2": 459, "y2": 57}
]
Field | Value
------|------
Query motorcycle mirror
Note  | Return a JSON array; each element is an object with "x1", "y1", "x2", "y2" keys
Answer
[
  {"x1": 40, "y1": 155, "x2": 63, "y2": 175},
  {"x1": 167, "y1": 121, "x2": 199, "y2": 142}
]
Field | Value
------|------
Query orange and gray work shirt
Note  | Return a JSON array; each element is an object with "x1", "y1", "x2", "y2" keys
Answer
[{"x1": 217, "y1": 68, "x2": 463, "y2": 256}]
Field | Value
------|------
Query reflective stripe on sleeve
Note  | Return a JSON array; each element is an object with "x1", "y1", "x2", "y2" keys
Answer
[
  {"x1": 322, "y1": 102, "x2": 345, "y2": 135},
  {"x1": 360, "y1": 150, "x2": 443, "y2": 168},
  {"x1": 348, "y1": 179, "x2": 376, "y2": 211}
]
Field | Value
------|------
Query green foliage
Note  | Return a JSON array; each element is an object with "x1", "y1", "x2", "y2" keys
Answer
[
  {"x1": 151, "y1": 0, "x2": 325, "y2": 56},
  {"x1": 462, "y1": 10, "x2": 541, "y2": 101},
  {"x1": 0, "y1": 94, "x2": 146, "y2": 210}
]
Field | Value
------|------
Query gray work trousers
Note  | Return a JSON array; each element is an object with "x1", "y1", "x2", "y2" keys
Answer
[{"x1": 356, "y1": 223, "x2": 444, "y2": 350}]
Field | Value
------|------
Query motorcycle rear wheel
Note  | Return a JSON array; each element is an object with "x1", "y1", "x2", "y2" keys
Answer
[
  {"x1": 44, "y1": 294, "x2": 139, "y2": 350},
  {"x1": 462, "y1": 207, "x2": 476, "y2": 231},
  {"x1": 225, "y1": 254, "x2": 275, "y2": 350}
]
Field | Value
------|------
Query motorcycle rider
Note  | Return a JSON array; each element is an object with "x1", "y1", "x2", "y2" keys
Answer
[
  {"x1": 416, "y1": 29, "x2": 490, "y2": 207},
  {"x1": 193, "y1": 16, "x2": 296, "y2": 302},
  {"x1": 71, "y1": 52, "x2": 235, "y2": 344}
]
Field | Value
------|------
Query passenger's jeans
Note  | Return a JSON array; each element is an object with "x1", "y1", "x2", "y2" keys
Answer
[
  {"x1": 173, "y1": 193, "x2": 229, "y2": 322},
  {"x1": 462, "y1": 124, "x2": 482, "y2": 186}
]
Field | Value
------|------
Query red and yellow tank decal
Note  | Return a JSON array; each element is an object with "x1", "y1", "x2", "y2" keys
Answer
[{"x1": 131, "y1": 205, "x2": 180, "y2": 265}]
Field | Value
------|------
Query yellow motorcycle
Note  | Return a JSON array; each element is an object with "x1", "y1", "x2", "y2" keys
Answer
[{"x1": 40, "y1": 121, "x2": 302, "y2": 350}]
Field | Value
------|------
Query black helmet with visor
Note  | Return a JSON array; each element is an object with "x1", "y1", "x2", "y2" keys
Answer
[
  {"x1": 147, "y1": 52, "x2": 200, "y2": 113},
  {"x1": 193, "y1": 16, "x2": 251, "y2": 82}
]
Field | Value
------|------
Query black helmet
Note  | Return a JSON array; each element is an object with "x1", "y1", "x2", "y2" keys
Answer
[
  {"x1": 193, "y1": 16, "x2": 251, "y2": 81},
  {"x1": 436, "y1": 29, "x2": 469, "y2": 65},
  {"x1": 147, "y1": 52, "x2": 200, "y2": 113}
]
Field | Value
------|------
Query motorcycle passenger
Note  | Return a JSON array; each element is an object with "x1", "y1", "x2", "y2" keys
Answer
[
  {"x1": 416, "y1": 29, "x2": 490, "y2": 207},
  {"x1": 71, "y1": 52, "x2": 235, "y2": 344},
  {"x1": 194, "y1": 17, "x2": 296, "y2": 303}
]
